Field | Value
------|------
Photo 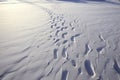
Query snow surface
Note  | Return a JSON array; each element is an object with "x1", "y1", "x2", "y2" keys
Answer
[{"x1": 0, "y1": 0, "x2": 120, "y2": 80}]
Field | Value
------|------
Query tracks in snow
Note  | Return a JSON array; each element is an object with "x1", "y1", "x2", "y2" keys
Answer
[{"x1": 1, "y1": 1, "x2": 120, "y2": 80}]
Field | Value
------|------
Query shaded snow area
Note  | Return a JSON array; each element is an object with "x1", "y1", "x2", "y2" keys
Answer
[{"x1": 0, "y1": 0, "x2": 120, "y2": 80}]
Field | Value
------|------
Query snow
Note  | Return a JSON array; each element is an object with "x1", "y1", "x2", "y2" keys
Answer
[{"x1": 0, "y1": 0, "x2": 120, "y2": 80}]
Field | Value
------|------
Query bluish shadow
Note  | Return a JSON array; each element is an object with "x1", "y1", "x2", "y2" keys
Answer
[
  {"x1": 58, "y1": 0, "x2": 87, "y2": 3},
  {"x1": 86, "y1": 0, "x2": 120, "y2": 5},
  {"x1": 58, "y1": 0, "x2": 120, "y2": 5},
  {"x1": 86, "y1": 0, "x2": 105, "y2": 1},
  {"x1": 104, "y1": 1, "x2": 120, "y2": 5}
]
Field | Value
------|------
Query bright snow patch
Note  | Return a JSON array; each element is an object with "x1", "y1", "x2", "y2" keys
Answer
[{"x1": 0, "y1": 0, "x2": 120, "y2": 80}]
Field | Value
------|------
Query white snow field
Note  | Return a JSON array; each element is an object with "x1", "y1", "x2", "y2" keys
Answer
[{"x1": 0, "y1": 0, "x2": 120, "y2": 80}]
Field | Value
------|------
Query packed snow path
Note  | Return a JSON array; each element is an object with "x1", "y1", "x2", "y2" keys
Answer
[{"x1": 0, "y1": 0, "x2": 120, "y2": 80}]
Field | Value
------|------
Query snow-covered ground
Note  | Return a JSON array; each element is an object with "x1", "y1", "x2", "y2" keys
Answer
[{"x1": 0, "y1": 0, "x2": 120, "y2": 80}]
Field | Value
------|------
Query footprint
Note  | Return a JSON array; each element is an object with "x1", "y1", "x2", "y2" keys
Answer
[
  {"x1": 71, "y1": 59, "x2": 76, "y2": 67},
  {"x1": 57, "y1": 16, "x2": 59, "y2": 19},
  {"x1": 61, "y1": 26, "x2": 68, "y2": 31},
  {"x1": 74, "y1": 19, "x2": 79, "y2": 23},
  {"x1": 59, "y1": 18, "x2": 62, "y2": 21},
  {"x1": 53, "y1": 17, "x2": 56, "y2": 22},
  {"x1": 62, "y1": 40, "x2": 68, "y2": 44},
  {"x1": 96, "y1": 46, "x2": 104, "y2": 53},
  {"x1": 71, "y1": 27, "x2": 75, "y2": 31},
  {"x1": 54, "y1": 39, "x2": 60, "y2": 44},
  {"x1": 64, "y1": 26, "x2": 68, "y2": 29},
  {"x1": 71, "y1": 34, "x2": 80, "y2": 42},
  {"x1": 54, "y1": 23, "x2": 57, "y2": 27},
  {"x1": 61, "y1": 70, "x2": 68, "y2": 80},
  {"x1": 56, "y1": 26, "x2": 60, "y2": 29},
  {"x1": 84, "y1": 60, "x2": 94, "y2": 76},
  {"x1": 62, "y1": 47, "x2": 67, "y2": 58},
  {"x1": 69, "y1": 22, "x2": 73, "y2": 27},
  {"x1": 62, "y1": 20, "x2": 65, "y2": 26},
  {"x1": 51, "y1": 25, "x2": 54, "y2": 28},
  {"x1": 55, "y1": 30, "x2": 60, "y2": 36},
  {"x1": 50, "y1": 35, "x2": 52, "y2": 38},
  {"x1": 62, "y1": 32, "x2": 68, "y2": 38},
  {"x1": 77, "y1": 67, "x2": 81, "y2": 75},
  {"x1": 113, "y1": 59, "x2": 120, "y2": 74},
  {"x1": 53, "y1": 49, "x2": 58, "y2": 59}
]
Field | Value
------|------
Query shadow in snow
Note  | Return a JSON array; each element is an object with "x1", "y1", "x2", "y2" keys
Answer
[
  {"x1": 58, "y1": 0, "x2": 120, "y2": 5},
  {"x1": 58, "y1": 0, "x2": 86, "y2": 3},
  {"x1": 105, "y1": 1, "x2": 120, "y2": 5}
]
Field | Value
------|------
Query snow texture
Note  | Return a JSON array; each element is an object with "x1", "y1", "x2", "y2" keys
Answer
[{"x1": 0, "y1": 0, "x2": 120, "y2": 80}]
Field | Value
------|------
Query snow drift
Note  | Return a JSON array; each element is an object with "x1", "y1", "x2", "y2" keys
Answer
[{"x1": 0, "y1": 0, "x2": 120, "y2": 80}]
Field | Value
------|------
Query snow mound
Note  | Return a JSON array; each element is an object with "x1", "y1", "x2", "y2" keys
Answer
[{"x1": 0, "y1": 0, "x2": 120, "y2": 80}]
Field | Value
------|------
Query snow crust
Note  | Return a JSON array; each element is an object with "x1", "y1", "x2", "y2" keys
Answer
[{"x1": 0, "y1": 0, "x2": 120, "y2": 80}]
